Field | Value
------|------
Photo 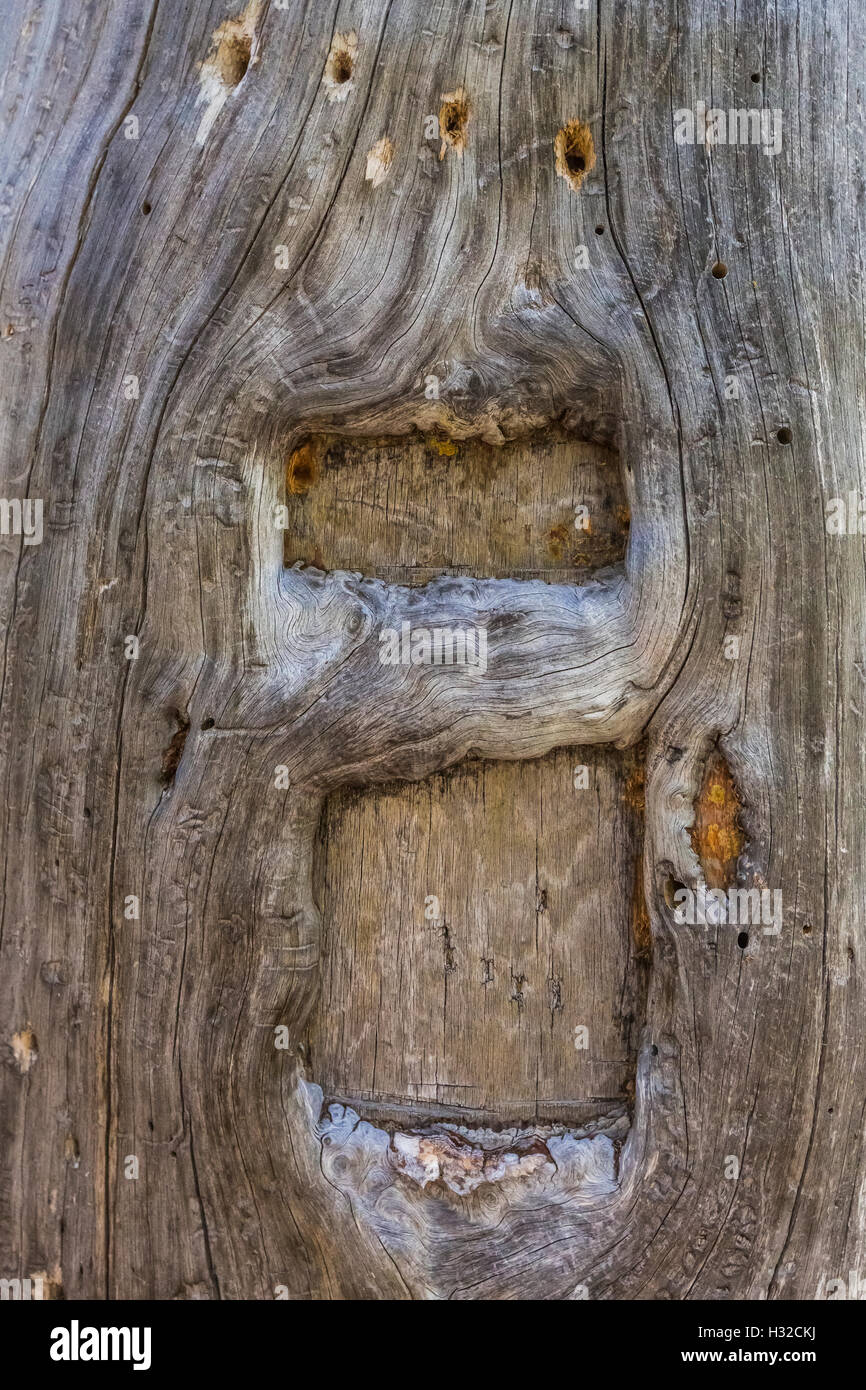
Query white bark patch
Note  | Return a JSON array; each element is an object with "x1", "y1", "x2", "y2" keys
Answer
[
  {"x1": 365, "y1": 135, "x2": 394, "y2": 187},
  {"x1": 195, "y1": 0, "x2": 260, "y2": 146}
]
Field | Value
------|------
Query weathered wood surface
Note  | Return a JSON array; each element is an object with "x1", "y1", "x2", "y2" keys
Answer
[
  {"x1": 313, "y1": 745, "x2": 645, "y2": 1125},
  {"x1": 284, "y1": 429, "x2": 627, "y2": 581},
  {"x1": 295, "y1": 431, "x2": 641, "y2": 1127},
  {"x1": 1, "y1": 0, "x2": 864, "y2": 1300}
]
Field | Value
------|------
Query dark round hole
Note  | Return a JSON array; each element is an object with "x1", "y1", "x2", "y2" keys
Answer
[
  {"x1": 750, "y1": 71, "x2": 761, "y2": 83},
  {"x1": 220, "y1": 35, "x2": 251, "y2": 87},
  {"x1": 84, "y1": 807, "x2": 91, "y2": 819},
  {"x1": 711, "y1": 261, "x2": 728, "y2": 279},
  {"x1": 141, "y1": 202, "x2": 152, "y2": 216},
  {"x1": 651, "y1": 1044, "x2": 659, "y2": 1056},
  {"x1": 737, "y1": 931, "x2": 749, "y2": 949},
  {"x1": 332, "y1": 52, "x2": 353, "y2": 83},
  {"x1": 803, "y1": 923, "x2": 812, "y2": 935},
  {"x1": 201, "y1": 717, "x2": 215, "y2": 730},
  {"x1": 663, "y1": 877, "x2": 686, "y2": 910},
  {"x1": 777, "y1": 426, "x2": 793, "y2": 444},
  {"x1": 595, "y1": 224, "x2": 605, "y2": 234}
]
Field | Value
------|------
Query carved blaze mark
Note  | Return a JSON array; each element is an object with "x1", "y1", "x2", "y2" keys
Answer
[
  {"x1": 275, "y1": 430, "x2": 648, "y2": 1193},
  {"x1": 283, "y1": 427, "x2": 627, "y2": 580},
  {"x1": 311, "y1": 748, "x2": 645, "y2": 1134}
]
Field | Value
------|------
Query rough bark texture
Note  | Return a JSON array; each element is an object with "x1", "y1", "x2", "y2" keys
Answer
[{"x1": 1, "y1": 0, "x2": 864, "y2": 1300}]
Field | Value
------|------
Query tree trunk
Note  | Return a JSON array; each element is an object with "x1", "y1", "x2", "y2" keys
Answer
[{"x1": 1, "y1": 0, "x2": 863, "y2": 1301}]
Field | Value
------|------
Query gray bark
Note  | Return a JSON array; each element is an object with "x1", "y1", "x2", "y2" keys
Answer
[{"x1": 0, "y1": 0, "x2": 863, "y2": 1300}]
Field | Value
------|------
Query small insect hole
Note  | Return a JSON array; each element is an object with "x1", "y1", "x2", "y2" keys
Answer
[
  {"x1": 201, "y1": 717, "x2": 215, "y2": 730},
  {"x1": 750, "y1": 71, "x2": 761, "y2": 83},
  {"x1": 737, "y1": 930, "x2": 749, "y2": 949},
  {"x1": 141, "y1": 202, "x2": 152, "y2": 216},
  {"x1": 595, "y1": 224, "x2": 605, "y2": 234},
  {"x1": 651, "y1": 1044, "x2": 659, "y2": 1056},
  {"x1": 711, "y1": 261, "x2": 728, "y2": 279},
  {"x1": 777, "y1": 426, "x2": 793, "y2": 444}
]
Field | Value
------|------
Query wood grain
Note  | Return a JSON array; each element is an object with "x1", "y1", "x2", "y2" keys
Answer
[
  {"x1": 312, "y1": 745, "x2": 646, "y2": 1124},
  {"x1": 0, "y1": 0, "x2": 863, "y2": 1301},
  {"x1": 284, "y1": 428, "x2": 628, "y2": 582}
]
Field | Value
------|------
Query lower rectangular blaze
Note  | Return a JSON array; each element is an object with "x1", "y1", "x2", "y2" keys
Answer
[{"x1": 307, "y1": 744, "x2": 646, "y2": 1132}]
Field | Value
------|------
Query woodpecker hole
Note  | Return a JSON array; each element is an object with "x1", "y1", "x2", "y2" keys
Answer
[
  {"x1": 555, "y1": 119, "x2": 596, "y2": 191},
  {"x1": 218, "y1": 33, "x2": 251, "y2": 87},
  {"x1": 438, "y1": 88, "x2": 470, "y2": 158},
  {"x1": 323, "y1": 32, "x2": 358, "y2": 101}
]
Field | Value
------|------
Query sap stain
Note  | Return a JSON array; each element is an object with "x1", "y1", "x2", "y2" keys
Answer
[
  {"x1": 547, "y1": 522, "x2": 571, "y2": 560},
  {"x1": 690, "y1": 751, "x2": 745, "y2": 889},
  {"x1": 288, "y1": 440, "x2": 320, "y2": 494},
  {"x1": 11, "y1": 1024, "x2": 38, "y2": 1073},
  {"x1": 426, "y1": 434, "x2": 458, "y2": 456}
]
